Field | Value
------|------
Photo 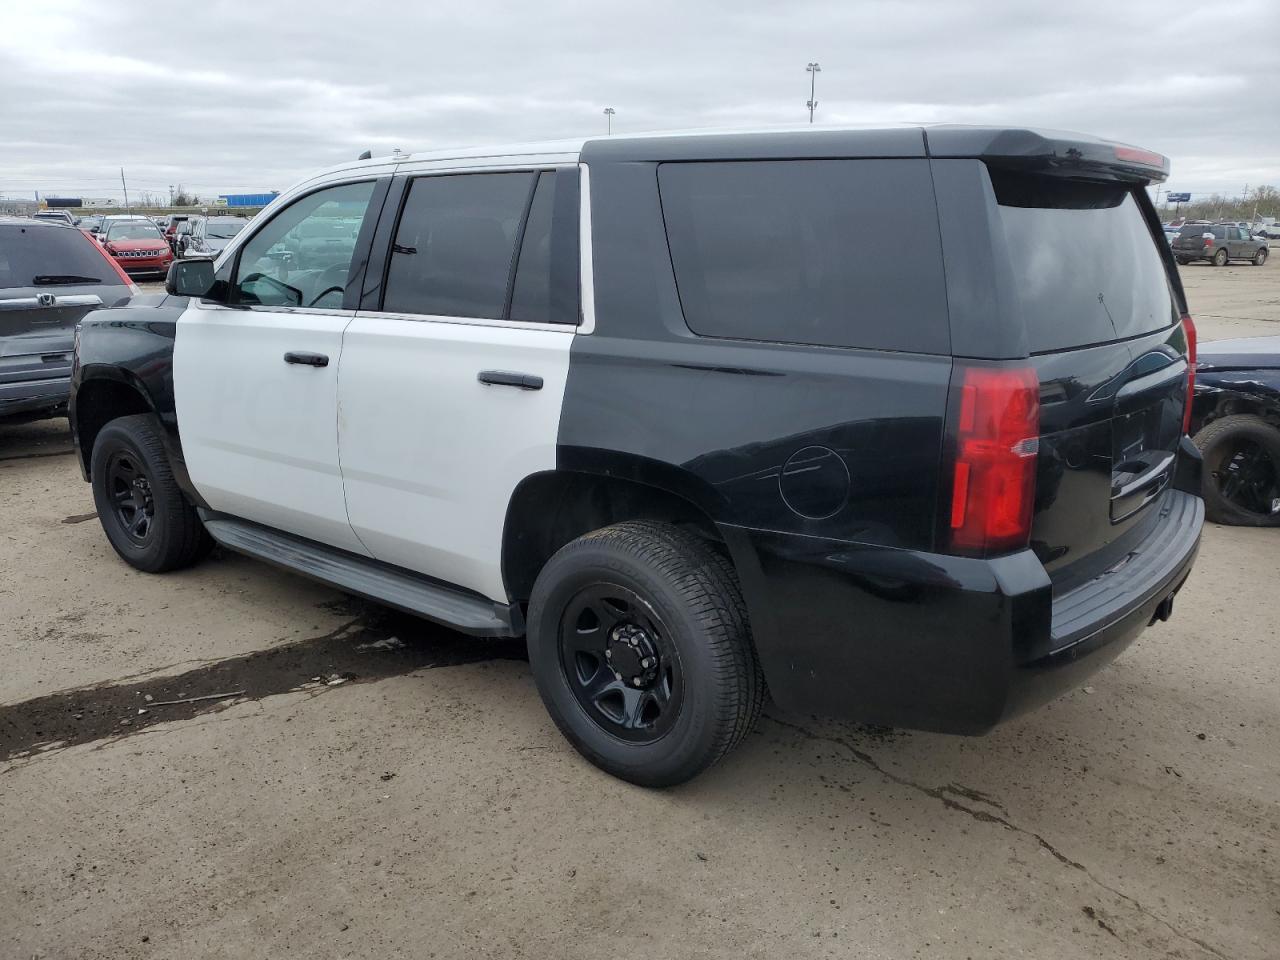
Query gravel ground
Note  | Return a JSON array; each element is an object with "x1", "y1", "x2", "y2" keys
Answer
[{"x1": 1, "y1": 265, "x2": 1277, "y2": 960}]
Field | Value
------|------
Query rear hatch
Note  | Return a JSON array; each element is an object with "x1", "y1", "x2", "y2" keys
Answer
[
  {"x1": 0, "y1": 222, "x2": 129, "y2": 404},
  {"x1": 1171, "y1": 224, "x2": 1218, "y2": 256},
  {"x1": 988, "y1": 169, "x2": 1190, "y2": 593}
]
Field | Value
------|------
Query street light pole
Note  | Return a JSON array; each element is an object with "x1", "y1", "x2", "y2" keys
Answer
[
  {"x1": 604, "y1": 107, "x2": 615, "y2": 135},
  {"x1": 806, "y1": 62, "x2": 821, "y2": 123}
]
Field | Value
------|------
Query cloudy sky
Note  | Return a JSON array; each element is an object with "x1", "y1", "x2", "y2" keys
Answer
[{"x1": 2, "y1": 0, "x2": 1277, "y2": 202}]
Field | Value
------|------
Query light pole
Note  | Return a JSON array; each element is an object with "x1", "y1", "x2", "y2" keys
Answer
[
  {"x1": 806, "y1": 62, "x2": 821, "y2": 123},
  {"x1": 604, "y1": 107, "x2": 615, "y2": 135}
]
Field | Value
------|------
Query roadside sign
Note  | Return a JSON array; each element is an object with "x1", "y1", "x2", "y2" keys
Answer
[{"x1": 1167, "y1": 193, "x2": 1191, "y2": 203}]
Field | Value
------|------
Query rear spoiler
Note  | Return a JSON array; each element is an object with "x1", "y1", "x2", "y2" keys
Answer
[{"x1": 924, "y1": 126, "x2": 1170, "y2": 184}]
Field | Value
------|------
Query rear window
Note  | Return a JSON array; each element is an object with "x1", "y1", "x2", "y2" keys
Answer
[
  {"x1": 0, "y1": 224, "x2": 121, "y2": 289},
  {"x1": 991, "y1": 171, "x2": 1176, "y2": 353},
  {"x1": 658, "y1": 159, "x2": 950, "y2": 353}
]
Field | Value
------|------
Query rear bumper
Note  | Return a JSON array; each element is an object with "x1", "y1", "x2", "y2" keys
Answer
[
  {"x1": 724, "y1": 488, "x2": 1203, "y2": 734},
  {"x1": 0, "y1": 375, "x2": 71, "y2": 418}
]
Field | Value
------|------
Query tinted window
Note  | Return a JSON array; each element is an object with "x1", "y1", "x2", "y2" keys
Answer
[
  {"x1": 233, "y1": 180, "x2": 375, "y2": 308},
  {"x1": 658, "y1": 160, "x2": 949, "y2": 352},
  {"x1": 0, "y1": 224, "x2": 122, "y2": 288},
  {"x1": 991, "y1": 171, "x2": 1176, "y2": 352},
  {"x1": 509, "y1": 173, "x2": 554, "y2": 323},
  {"x1": 384, "y1": 172, "x2": 534, "y2": 319},
  {"x1": 1211, "y1": 226, "x2": 1228, "y2": 240}
]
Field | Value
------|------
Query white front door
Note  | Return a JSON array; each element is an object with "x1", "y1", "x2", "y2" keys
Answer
[
  {"x1": 337, "y1": 168, "x2": 577, "y2": 602},
  {"x1": 174, "y1": 179, "x2": 381, "y2": 554}
]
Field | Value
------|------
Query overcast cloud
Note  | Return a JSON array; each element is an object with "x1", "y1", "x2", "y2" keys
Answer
[{"x1": 2, "y1": 0, "x2": 1277, "y2": 202}]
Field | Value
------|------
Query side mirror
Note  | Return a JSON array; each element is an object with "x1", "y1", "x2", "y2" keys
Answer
[{"x1": 166, "y1": 258, "x2": 217, "y2": 297}]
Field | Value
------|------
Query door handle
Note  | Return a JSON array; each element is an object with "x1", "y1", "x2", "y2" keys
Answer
[
  {"x1": 478, "y1": 370, "x2": 543, "y2": 391},
  {"x1": 284, "y1": 351, "x2": 329, "y2": 367}
]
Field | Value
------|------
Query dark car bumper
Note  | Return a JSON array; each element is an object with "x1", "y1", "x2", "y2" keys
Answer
[
  {"x1": 0, "y1": 371, "x2": 71, "y2": 419},
  {"x1": 724, "y1": 488, "x2": 1203, "y2": 734}
]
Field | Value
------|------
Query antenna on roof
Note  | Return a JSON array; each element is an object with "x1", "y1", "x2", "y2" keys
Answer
[{"x1": 357, "y1": 150, "x2": 372, "y2": 160}]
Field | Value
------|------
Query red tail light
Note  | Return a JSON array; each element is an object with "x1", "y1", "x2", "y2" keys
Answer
[
  {"x1": 1182, "y1": 314, "x2": 1197, "y2": 434},
  {"x1": 1203, "y1": 236, "x2": 1213, "y2": 248},
  {"x1": 82, "y1": 232, "x2": 140, "y2": 295},
  {"x1": 947, "y1": 364, "x2": 1040, "y2": 556}
]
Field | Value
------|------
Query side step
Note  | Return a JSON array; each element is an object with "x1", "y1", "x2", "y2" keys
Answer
[{"x1": 201, "y1": 515, "x2": 521, "y2": 638}]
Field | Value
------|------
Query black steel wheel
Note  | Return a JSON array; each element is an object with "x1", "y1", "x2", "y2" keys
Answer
[
  {"x1": 527, "y1": 521, "x2": 764, "y2": 787},
  {"x1": 559, "y1": 582, "x2": 681, "y2": 743},
  {"x1": 91, "y1": 414, "x2": 212, "y2": 571},
  {"x1": 1193, "y1": 415, "x2": 1280, "y2": 527}
]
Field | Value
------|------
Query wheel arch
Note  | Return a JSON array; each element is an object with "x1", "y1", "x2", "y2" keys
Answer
[
  {"x1": 500, "y1": 461, "x2": 738, "y2": 604},
  {"x1": 71, "y1": 368, "x2": 158, "y2": 479},
  {"x1": 1192, "y1": 385, "x2": 1280, "y2": 435}
]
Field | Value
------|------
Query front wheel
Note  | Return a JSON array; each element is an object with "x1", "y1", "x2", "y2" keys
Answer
[
  {"x1": 1253, "y1": 248, "x2": 1268, "y2": 266},
  {"x1": 526, "y1": 521, "x2": 764, "y2": 787},
  {"x1": 90, "y1": 414, "x2": 211, "y2": 571},
  {"x1": 1193, "y1": 415, "x2": 1280, "y2": 526},
  {"x1": 1213, "y1": 248, "x2": 1229, "y2": 267}
]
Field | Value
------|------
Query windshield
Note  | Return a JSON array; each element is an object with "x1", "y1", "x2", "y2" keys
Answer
[
  {"x1": 991, "y1": 169, "x2": 1176, "y2": 352},
  {"x1": 207, "y1": 220, "x2": 246, "y2": 239},
  {"x1": 105, "y1": 220, "x2": 163, "y2": 242}
]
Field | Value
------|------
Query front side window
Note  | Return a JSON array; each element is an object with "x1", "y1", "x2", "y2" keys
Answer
[
  {"x1": 233, "y1": 180, "x2": 375, "y2": 308},
  {"x1": 383, "y1": 172, "x2": 534, "y2": 319}
]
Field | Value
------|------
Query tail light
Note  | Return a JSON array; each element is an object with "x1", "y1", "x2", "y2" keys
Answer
[
  {"x1": 81, "y1": 232, "x2": 140, "y2": 295},
  {"x1": 1182, "y1": 314, "x2": 1197, "y2": 434},
  {"x1": 1203, "y1": 234, "x2": 1214, "y2": 248},
  {"x1": 946, "y1": 363, "x2": 1040, "y2": 556}
]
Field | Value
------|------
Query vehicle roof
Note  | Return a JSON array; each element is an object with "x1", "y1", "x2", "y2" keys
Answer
[
  {"x1": 311, "y1": 123, "x2": 1168, "y2": 181},
  {"x1": 0, "y1": 215, "x2": 80, "y2": 230}
]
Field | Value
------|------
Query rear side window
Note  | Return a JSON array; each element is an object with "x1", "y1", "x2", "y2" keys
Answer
[
  {"x1": 991, "y1": 171, "x2": 1176, "y2": 353},
  {"x1": 384, "y1": 172, "x2": 534, "y2": 319},
  {"x1": 0, "y1": 224, "x2": 122, "y2": 289},
  {"x1": 509, "y1": 172, "x2": 555, "y2": 323},
  {"x1": 658, "y1": 159, "x2": 949, "y2": 353}
]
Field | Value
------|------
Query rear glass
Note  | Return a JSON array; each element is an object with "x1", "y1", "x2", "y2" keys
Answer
[
  {"x1": 0, "y1": 224, "x2": 121, "y2": 289},
  {"x1": 658, "y1": 159, "x2": 950, "y2": 353},
  {"x1": 991, "y1": 171, "x2": 1176, "y2": 352}
]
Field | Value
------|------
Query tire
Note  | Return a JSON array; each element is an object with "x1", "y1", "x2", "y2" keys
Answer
[
  {"x1": 526, "y1": 521, "x2": 764, "y2": 787},
  {"x1": 90, "y1": 413, "x2": 212, "y2": 571},
  {"x1": 1175, "y1": 258, "x2": 1189, "y2": 266},
  {"x1": 1192, "y1": 415, "x2": 1280, "y2": 527},
  {"x1": 1213, "y1": 248, "x2": 1229, "y2": 267},
  {"x1": 1253, "y1": 248, "x2": 1268, "y2": 266}
]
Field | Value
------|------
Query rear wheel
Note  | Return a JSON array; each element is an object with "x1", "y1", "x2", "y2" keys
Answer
[
  {"x1": 1213, "y1": 248, "x2": 1229, "y2": 267},
  {"x1": 91, "y1": 414, "x2": 212, "y2": 571},
  {"x1": 526, "y1": 521, "x2": 763, "y2": 787},
  {"x1": 1193, "y1": 415, "x2": 1280, "y2": 526},
  {"x1": 1253, "y1": 248, "x2": 1268, "y2": 266}
]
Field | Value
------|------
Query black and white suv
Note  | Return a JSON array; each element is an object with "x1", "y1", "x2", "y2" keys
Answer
[{"x1": 70, "y1": 127, "x2": 1204, "y2": 786}]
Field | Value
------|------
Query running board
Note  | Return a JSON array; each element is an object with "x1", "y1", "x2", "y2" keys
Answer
[{"x1": 200, "y1": 515, "x2": 520, "y2": 638}]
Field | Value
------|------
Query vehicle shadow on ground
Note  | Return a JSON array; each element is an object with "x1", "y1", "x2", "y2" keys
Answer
[
  {"x1": 0, "y1": 416, "x2": 75, "y2": 462},
  {"x1": 0, "y1": 601, "x2": 526, "y2": 762}
]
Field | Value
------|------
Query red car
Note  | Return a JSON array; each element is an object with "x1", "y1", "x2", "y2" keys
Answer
[{"x1": 99, "y1": 216, "x2": 173, "y2": 279}]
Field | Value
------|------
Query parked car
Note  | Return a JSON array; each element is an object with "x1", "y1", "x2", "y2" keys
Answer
[
  {"x1": 0, "y1": 217, "x2": 136, "y2": 420},
  {"x1": 178, "y1": 215, "x2": 247, "y2": 259},
  {"x1": 76, "y1": 214, "x2": 106, "y2": 237},
  {"x1": 32, "y1": 210, "x2": 77, "y2": 226},
  {"x1": 99, "y1": 215, "x2": 173, "y2": 279},
  {"x1": 1191, "y1": 336, "x2": 1280, "y2": 526},
  {"x1": 1172, "y1": 222, "x2": 1268, "y2": 266},
  {"x1": 71, "y1": 126, "x2": 1203, "y2": 786},
  {"x1": 162, "y1": 214, "x2": 191, "y2": 253}
]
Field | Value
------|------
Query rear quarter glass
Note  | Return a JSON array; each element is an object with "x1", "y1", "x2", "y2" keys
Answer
[
  {"x1": 0, "y1": 224, "x2": 125, "y2": 288},
  {"x1": 988, "y1": 169, "x2": 1176, "y2": 354},
  {"x1": 657, "y1": 159, "x2": 950, "y2": 354}
]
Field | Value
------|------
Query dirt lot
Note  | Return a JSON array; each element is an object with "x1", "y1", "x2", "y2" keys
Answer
[{"x1": 2, "y1": 265, "x2": 1277, "y2": 960}]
